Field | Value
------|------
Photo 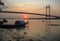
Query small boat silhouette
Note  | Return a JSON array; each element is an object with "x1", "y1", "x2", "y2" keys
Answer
[
  {"x1": 48, "y1": 24, "x2": 60, "y2": 26},
  {"x1": 0, "y1": 19, "x2": 29, "y2": 29}
]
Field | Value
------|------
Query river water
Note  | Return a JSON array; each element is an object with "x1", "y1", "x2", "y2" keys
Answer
[
  {"x1": 0, "y1": 19, "x2": 60, "y2": 41},
  {"x1": 0, "y1": 13, "x2": 60, "y2": 41}
]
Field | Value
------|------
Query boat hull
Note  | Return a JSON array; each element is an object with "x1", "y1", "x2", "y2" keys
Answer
[{"x1": 0, "y1": 24, "x2": 25, "y2": 29}]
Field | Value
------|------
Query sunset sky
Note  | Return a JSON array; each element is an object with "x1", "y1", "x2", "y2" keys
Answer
[
  {"x1": 0, "y1": 0, "x2": 60, "y2": 38},
  {"x1": 1, "y1": 0, "x2": 60, "y2": 18}
]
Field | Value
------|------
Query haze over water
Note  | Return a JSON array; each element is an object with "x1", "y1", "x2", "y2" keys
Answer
[{"x1": 0, "y1": 0, "x2": 60, "y2": 41}]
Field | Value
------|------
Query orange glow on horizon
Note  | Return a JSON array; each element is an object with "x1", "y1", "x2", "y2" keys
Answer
[{"x1": 23, "y1": 14, "x2": 29, "y2": 22}]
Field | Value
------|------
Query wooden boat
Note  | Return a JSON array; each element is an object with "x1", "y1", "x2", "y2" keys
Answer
[{"x1": 0, "y1": 19, "x2": 29, "y2": 29}]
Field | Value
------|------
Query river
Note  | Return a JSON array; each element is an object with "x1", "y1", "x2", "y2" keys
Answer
[{"x1": 0, "y1": 19, "x2": 60, "y2": 41}]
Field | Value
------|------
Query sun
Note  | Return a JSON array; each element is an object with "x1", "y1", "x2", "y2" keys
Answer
[{"x1": 23, "y1": 14, "x2": 29, "y2": 22}]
